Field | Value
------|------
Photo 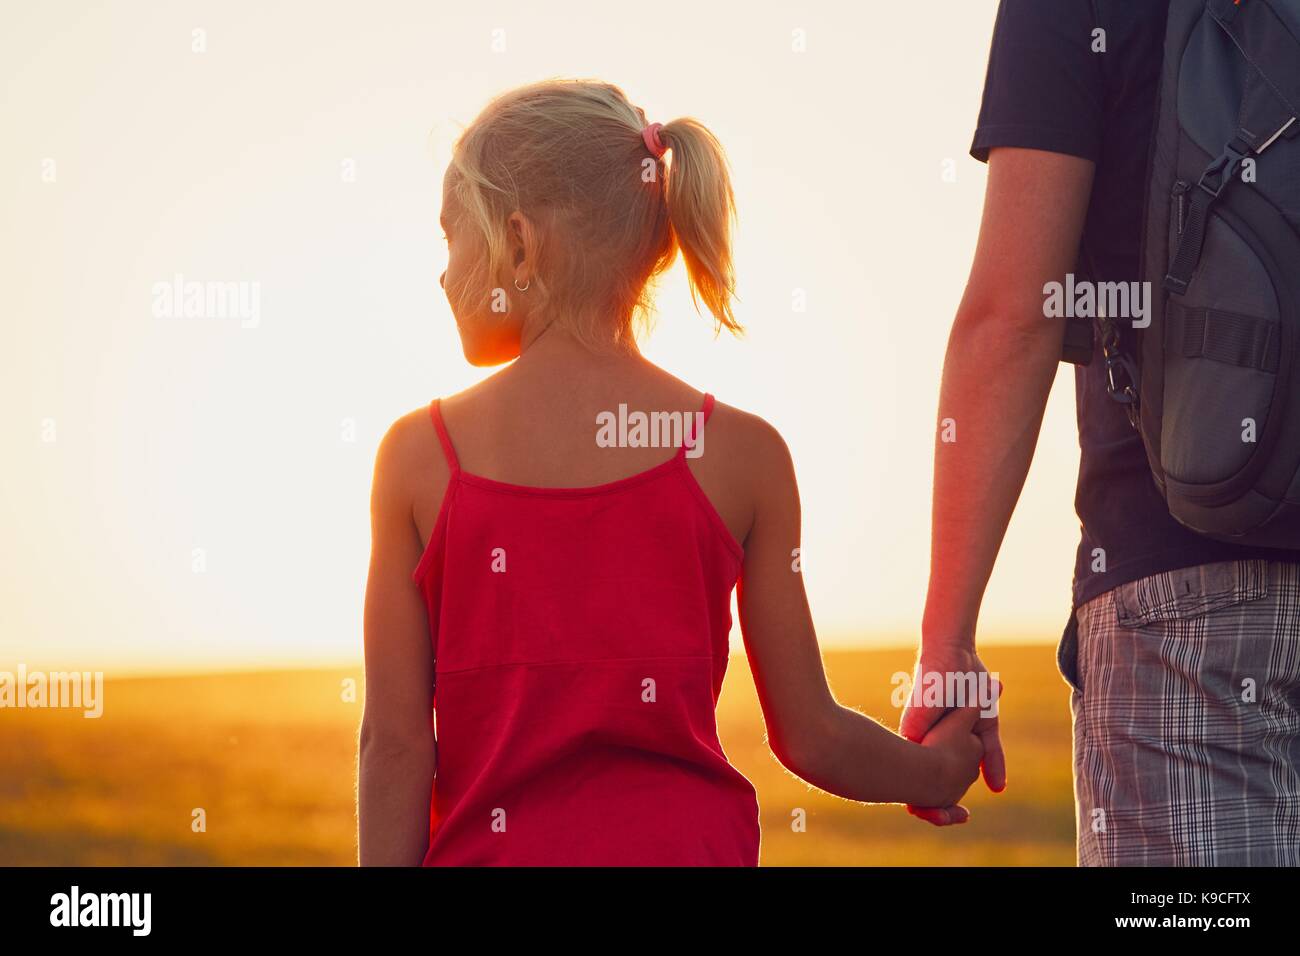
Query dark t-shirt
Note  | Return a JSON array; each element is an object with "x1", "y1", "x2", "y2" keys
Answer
[{"x1": 970, "y1": 0, "x2": 1300, "y2": 608}]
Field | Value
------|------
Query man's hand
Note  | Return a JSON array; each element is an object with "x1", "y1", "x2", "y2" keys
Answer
[{"x1": 900, "y1": 644, "x2": 1005, "y2": 826}]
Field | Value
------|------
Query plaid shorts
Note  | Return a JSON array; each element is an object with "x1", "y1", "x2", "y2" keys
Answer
[{"x1": 1060, "y1": 559, "x2": 1300, "y2": 866}]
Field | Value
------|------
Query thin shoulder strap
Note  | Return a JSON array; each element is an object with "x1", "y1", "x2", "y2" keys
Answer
[
  {"x1": 429, "y1": 399, "x2": 460, "y2": 473},
  {"x1": 679, "y1": 392, "x2": 715, "y2": 458}
]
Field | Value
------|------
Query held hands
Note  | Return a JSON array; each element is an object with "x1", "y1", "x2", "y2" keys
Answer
[
  {"x1": 910, "y1": 693, "x2": 987, "y2": 823},
  {"x1": 902, "y1": 645, "x2": 1006, "y2": 826}
]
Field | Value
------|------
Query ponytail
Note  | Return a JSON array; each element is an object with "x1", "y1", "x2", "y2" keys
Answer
[
  {"x1": 659, "y1": 119, "x2": 741, "y2": 335},
  {"x1": 450, "y1": 80, "x2": 742, "y2": 348}
]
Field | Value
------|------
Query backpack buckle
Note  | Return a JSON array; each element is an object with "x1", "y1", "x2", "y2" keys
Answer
[
  {"x1": 1196, "y1": 142, "x2": 1249, "y2": 199},
  {"x1": 1166, "y1": 139, "x2": 1255, "y2": 294}
]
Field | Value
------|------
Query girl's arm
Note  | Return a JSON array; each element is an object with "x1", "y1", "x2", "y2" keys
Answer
[
  {"x1": 358, "y1": 416, "x2": 439, "y2": 865},
  {"x1": 735, "y1": 419, "x2": 983, "y2": 810}
]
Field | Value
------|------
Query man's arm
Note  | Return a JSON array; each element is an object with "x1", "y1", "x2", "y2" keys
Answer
[{"x1": 900, "y1": 146, "x2": 1095, "y2": 821}]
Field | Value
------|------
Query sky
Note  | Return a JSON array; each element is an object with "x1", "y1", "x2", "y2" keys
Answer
[{"x1": 0, "y1": 0, "x2": 1087, "y2": 675}]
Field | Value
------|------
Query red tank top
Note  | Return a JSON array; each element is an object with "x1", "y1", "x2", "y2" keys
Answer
[{"x1": 412, "y1": 394, "x2": 760, "y2": 866}]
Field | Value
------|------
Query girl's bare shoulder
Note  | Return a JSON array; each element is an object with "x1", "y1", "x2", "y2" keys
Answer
[
  {"x1": 374, "y1": 405, "x2": 446, "y2": 508},
  {"x1": 703, "y1": 399, "x2": 795, "y2": 479},
  {"x1": 688, "y1": 397, "x2": 797, "y2": 550}
]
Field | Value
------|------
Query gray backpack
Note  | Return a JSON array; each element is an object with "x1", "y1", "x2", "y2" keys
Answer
[{"x1": 1091, "y1": 0, "x2": 1300, "y2": 547}]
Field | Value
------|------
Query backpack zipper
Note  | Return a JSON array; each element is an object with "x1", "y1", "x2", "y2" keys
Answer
[{"x1": 1172, "y1": 180, "x2": 1189, "y2": 236}]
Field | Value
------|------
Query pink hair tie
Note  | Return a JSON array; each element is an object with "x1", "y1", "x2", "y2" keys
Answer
[{"x1": 642, "y1": 122, "x2": 667, "y2": 159}]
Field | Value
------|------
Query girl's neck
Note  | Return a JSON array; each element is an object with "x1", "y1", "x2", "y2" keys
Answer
[{"x1": 515, "y1": 319, "x2": 641, "y2": 369}]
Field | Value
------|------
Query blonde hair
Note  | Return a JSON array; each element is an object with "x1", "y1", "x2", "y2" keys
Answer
[{"x1": 447, "y1": 79, "x2": 740, "y2": 349}]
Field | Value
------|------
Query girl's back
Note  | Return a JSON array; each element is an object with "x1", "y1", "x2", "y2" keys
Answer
[{"x1": 413, "y1": 347, "x2": 761, "y2": 864}]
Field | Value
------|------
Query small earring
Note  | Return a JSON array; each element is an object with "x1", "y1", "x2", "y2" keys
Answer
[{"x1": 514, "y1": 277, "x2": 530, "y2": 292}]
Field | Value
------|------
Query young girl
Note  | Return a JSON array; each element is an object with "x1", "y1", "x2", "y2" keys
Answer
[{"x1": 359, "y1": 79, "x2": 986, "y2": 866}]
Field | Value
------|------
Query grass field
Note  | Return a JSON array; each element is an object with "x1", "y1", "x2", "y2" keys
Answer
[{"x1": 0, "y1": 645, "x2": 1077, "y2": 865}]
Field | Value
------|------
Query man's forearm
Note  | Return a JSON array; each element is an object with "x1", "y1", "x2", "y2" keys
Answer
[{"x1": 921, "y1": 307, "x2": 1063, "y2": 648}]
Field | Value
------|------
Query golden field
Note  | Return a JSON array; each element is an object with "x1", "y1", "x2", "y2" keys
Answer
[{"x1": 0, "y1": 645, "x2": 1077, "y2": 865}]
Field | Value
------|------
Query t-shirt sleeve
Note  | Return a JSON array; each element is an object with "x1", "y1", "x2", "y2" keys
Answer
[{"x1": 970, "y1": 0, "x2": 1106, "y2": 164}]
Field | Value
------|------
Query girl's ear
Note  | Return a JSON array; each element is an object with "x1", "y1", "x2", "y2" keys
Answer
[{"x1": 506, "y1": 210, "x2": 536, "y2": 274}]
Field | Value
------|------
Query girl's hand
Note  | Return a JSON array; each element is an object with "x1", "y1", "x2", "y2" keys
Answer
[{"x1": 913, "y1": 698, "x2": 989, "y2": 823}]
